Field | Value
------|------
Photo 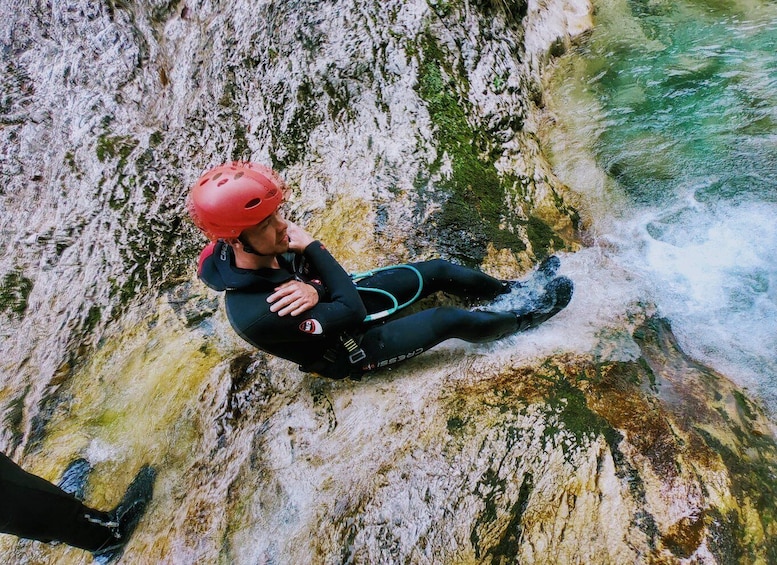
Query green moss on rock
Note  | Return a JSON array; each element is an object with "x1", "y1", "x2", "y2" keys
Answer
[
  {"x1": 96, "y1": 133, "x2": 138, "y2": 165},
  {"x1": 270, "y1": 80, "x2": 324, "y2": 170},
  {"x1": 3, "y1": 387, "x2": 28, "y2": 452},
  {"x1": 526, "y1": 214, "x2": 564, "y2": 259},
  {"x1": 415, "y1": 33, "x2": 528, "y2": 265},
  {"x1": 0, "y1": 270, "x2": 34, "y2": 317}
]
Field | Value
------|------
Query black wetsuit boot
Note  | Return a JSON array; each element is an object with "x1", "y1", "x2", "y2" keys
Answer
[
  {"x1": 0, "y1": 454, "x2": 155, "y2": 562},
  {"x1": 512, "y1": 276, "x2": 574, "y2": 331},
  {"x1": 501, "y1": 255, "x2": 561, "y2": 294},
  {"x1": 92, "y1": 464, "x2": 156, "y2": 563}
]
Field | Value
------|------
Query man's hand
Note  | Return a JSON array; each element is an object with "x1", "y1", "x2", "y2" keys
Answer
[
  {"x1": 267, "y1": 280, "x2": 320, "y2": 316},
  {"x1": 285, "y1": 221, "x2": 315, "y2": 253}
]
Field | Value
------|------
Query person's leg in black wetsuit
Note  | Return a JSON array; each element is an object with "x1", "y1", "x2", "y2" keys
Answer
[
  {"x1": 356, "y1": 258, "x2": 508, "y2": 309},
  {"x1": 359, "y1": 306, "x2": 520, "y2": 370},
  {"x1": 353, "y1": 258, "x2": 572, "y2": 373},
  {"x1": 0, "y1": 453, "x2": 117, "y2": 551},
  {"x1": 0, "y1": 453, "x2": 155, "y2": 560}
]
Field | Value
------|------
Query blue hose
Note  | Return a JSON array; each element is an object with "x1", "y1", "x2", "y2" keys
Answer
[{"x1": 351, "y1": 264, "x2": 424, "y2": 322}]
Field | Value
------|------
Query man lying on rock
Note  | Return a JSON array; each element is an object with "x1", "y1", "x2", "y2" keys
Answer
[{"x1": 189, "y1": 161, "x2": 573, "y2": 380}]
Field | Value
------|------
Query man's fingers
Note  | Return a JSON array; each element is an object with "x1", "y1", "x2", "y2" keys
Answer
[
  {"x1": 267, "y1": 285, "x2": 295, "y2": 304},
  {"x1": 269, "y1": 293, "x2": 298, "y2": 313},
  {"x1": 267, "y1": 280, "x2": 319, "y2": 316},
  {"x1": 276, "y1": 298, "x2": 309, "y2": 317},
  {"x1": 288, "y1": 303, "x2": 309, "y2": 317}
]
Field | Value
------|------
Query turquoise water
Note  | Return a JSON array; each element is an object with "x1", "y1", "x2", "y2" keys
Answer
[
  {"x1": 594, "y1": 0, "x2": 777, "y2": 206},
  {"x1": 547, "y1": 0, "x2": 777, "y2": 412}
]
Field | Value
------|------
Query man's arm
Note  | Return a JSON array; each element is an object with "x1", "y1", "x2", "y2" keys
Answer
[
  {"x1": 229, "y1": 238, "x2": 368, "y2": 346},
  {"x1": 266, "y1": 221, "x2": 364, "y2": 321},
  {"x1": 292, "y1": 240, "x2": 368, "y2": 334},
  {"x1": 265, "y1": 221, "x2": 319, "y2": 316}
]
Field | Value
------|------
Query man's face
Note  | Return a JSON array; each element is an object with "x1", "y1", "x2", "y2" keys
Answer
[{"x1": 239, "y1": 207, "x2": 289, "y2": 255}]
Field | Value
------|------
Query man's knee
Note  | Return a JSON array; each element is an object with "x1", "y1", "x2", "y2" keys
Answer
[
  {"x1": 428, "y1": 306, "x2": 466, "y2": 330},
  {"x1": 413, "y1": 259, "x2": 456, "y2": 282}
]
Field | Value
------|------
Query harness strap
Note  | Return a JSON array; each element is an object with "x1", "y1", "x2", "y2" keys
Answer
[{"x1": 340, "y1": 333, "x2": 366, "y2": 364}]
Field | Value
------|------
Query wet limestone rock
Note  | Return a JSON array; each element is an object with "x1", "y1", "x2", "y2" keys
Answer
[{"x1": 215, "y1": 316, "x2": 776, "y2": 564}]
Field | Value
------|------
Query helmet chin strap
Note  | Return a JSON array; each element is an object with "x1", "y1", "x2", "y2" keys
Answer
[{"x1": 237, "y1": 234, "x2": 275, "y2": 257}]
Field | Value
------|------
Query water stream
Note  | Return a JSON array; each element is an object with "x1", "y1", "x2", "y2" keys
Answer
[{"x1": 543, "y1": 0, "x2": 777, "y2": 415}]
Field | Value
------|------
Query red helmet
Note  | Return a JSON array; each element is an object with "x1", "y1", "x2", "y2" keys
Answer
[{"x1": 187, "y1": 161, "x2": 285, "y2": 239}]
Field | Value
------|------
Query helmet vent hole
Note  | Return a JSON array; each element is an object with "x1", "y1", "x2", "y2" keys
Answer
[
  {"x1": 211, "y1": 172, "x2": 222, "y2": 181},
  {"x1": 217, "y1": 179, "x2": 229, "y2": 187},
  {"x1": 234, "y1": 172, "x2": 244, "y2": 179},
  {"x1": 245, "y1": 198, "x2": 262, "y2": 209}
]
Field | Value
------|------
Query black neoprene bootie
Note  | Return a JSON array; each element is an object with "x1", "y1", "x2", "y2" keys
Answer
[
  {"x1": 512, "y1": 276, "x2": 573, "y2": 332},
  {"x1": 502, "y1": 255, "x2": 561, "y2": 293},
  {"x1": 92, "y1": 465, "x2": 156, "y2": 564}
]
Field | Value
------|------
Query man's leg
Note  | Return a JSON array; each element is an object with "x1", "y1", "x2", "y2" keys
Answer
[
  {"x1": 356, "y1": 274, "x2": 573, "y2": 373},
  {"x1": 0, "y1": 453, "x2": 116, "y2": 551},
  {"x1": 356, "y1": 259, "x2": 507, "y2": 311},
  {"x1": 359, "y1": 306, "x2": 519, "y2": 371},
  {"x1": 411, "y1": 259, "x2": 507, "y2": 298}
]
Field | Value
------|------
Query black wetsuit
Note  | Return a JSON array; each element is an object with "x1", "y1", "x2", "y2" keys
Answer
[
  {"x1": 198, "y1": 240, "x2": 519, "y2": 379},
  {"x1": 0, "y1": 453, "x2": 116, "y2": 552}
]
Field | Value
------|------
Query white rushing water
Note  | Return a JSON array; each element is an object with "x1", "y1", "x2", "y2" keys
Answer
[{"x1": 542, "y1": 0, "x2": 777, "y2": 416}]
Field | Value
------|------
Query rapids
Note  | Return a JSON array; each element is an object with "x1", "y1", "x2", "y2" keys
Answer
[{"x1": 541, "y1": 0, "x2": 777, "y2": 414}]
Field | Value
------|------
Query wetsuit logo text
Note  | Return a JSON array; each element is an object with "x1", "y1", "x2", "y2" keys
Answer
[{"x1": 367, "y1": 348, "x2": 424, "y2": 370}]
